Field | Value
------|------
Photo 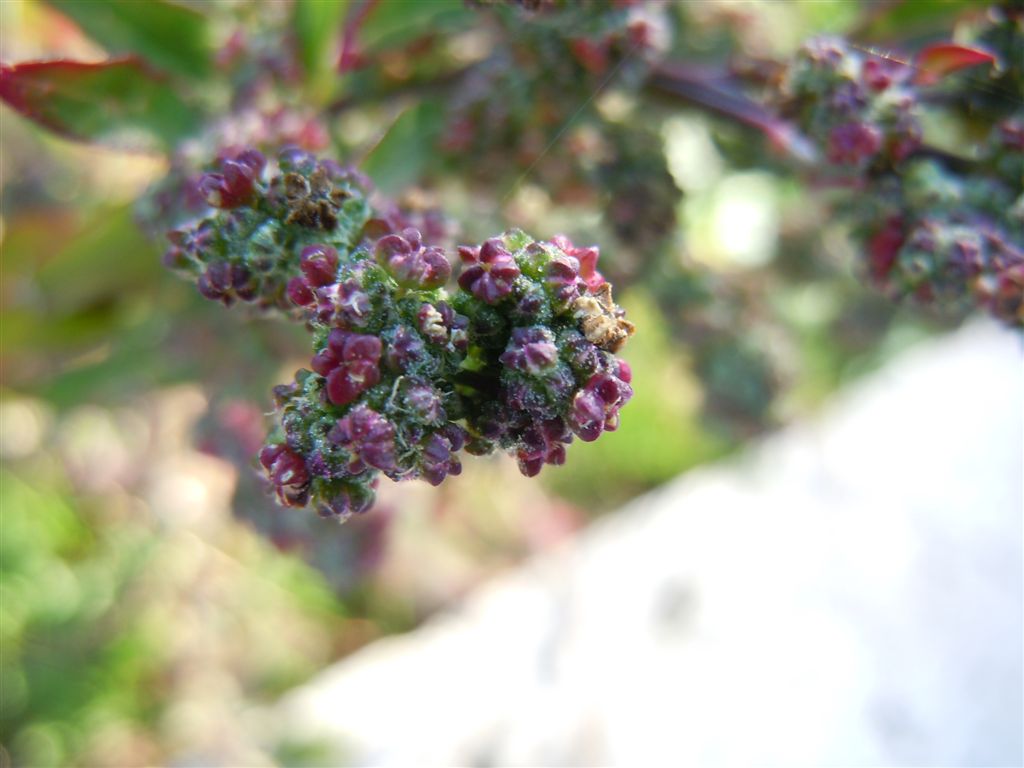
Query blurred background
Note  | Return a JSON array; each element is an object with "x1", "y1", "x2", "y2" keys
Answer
[{"x1": 1, "y1": 1, "x2": 1021, "y2": 766}]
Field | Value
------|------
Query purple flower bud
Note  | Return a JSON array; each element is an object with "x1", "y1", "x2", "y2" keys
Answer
[
  {"x1": 457, "y1": 238, "x2": 520, "y2": 303},
  {"x1": 568, "y1": 372, "x2": 633, "y2": 442},
  {"x1": 512, "y1": 416, "x2": 573, "y2": 477},
  {"x1": 828, "y1": 81, "x2": 868, "y2": 116},
  {"x1": 385, "y1": 326, "x2": 427, "y2": 372},
  {"x1": 563, "y1": 331, "x2": 602, "y2": 376},
  {"x1": 514, "y1": 287, "x2": 547, "y2": 319},
  {"x1": 319, "y1": 479, "x2": 378, "y2": 519},
  {"x1": 402, "y1": 378, "x2": 444, "y2": 424},
  {"x1": 198, "y1": 173, "x2": 228, "y2": 208},
  {"x1": 259, "y1": 444, "x2": 310, "y2": 506},
  {"x1": 327, "y1": 278, "x2": 372, "y2": 327},
  {"x1": 278, "y1": 145, "x2": 317, "y2": 174},
  {"x1": 375, "y1": 229, "x2": 452, "y2": 289},
  {"x1": 198, "y1": 149, "x2": 265, "y2": 209},
  {"x1": 861, "y1": 56, "x2": 907, "y2": 91},
  {"x1": 300, "y1": 244, "x2": 338, "y2": 287},
  {"x1": 517, "y1": 455, "x2": 545, "y2": 477},
  {"x1": 573, "y1": 389, "x2": 605, "y2": 424},
  {"x1": 616, "y1": 359, "x2": 632, "y2": 384},
  {"x1": 545, "y1": 255, "x2": 582, "y2": 305},
  {"x1": 287, "y1": 276, "x2": 315, "y2": 306},
  {"x1": 197, "y1": 262, "x2": 235, "y2": 303},
  {"x1": 234, "y1": 148, "x2": 267, "y2": 177},
  {"x1": 272, "y1": 383, "x2": 298, "y2": 407},
  {"x1": 313, "y1": 330, "x2": 383, "y2": 406},
  {"x1": 443, "y1": 423, "x2": 466, "y2": 452},
  {"x1": 329, "y1": 405, "x2": 397, "y2": 472},
  {"x1": 826, "y1": 121, "x2": 883, "y2": 165},
  {"x1": 550, "y1": 235, "x2": 604, "y2": 291},
  {"x1": 419, "y1": 430, "x2": 462, "y2": 486},
  {"x1": 499, "y1": 327, "x2": 559, "y2": 375}
]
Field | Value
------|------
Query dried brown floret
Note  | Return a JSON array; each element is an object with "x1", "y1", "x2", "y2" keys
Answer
[{"x1": 573, "y1": 282, "x2": 635, "y2": 353}]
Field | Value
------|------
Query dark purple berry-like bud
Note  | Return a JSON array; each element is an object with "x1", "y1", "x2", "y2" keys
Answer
[
  {"x1": 827, "y1": 121, "x2": 883, "y2": 165},
  {"x1": 457, "y1": 238, "x2": 521, "y2": 303},
  {"x1": 197, "y1": 262, "x2": 234, "y2": 303},
  {"x1": 198, "y1": 149, "x2": 265, "y2": 209},
  {"x1": 300, "y1": 244, "x2": 339, "y2": 287},
  {"x1": 259, "y1": 444, "x2": 310, "y2": 506},
  {"x1": 318, "y1": 479, "x2": 378, "y2": 519},
  {"x1": 313, "y1": 330, "x2": 383, "y2": 406},
  {"x1": 513, "y1": 416, "x2": 573, "y2": 478},
  {"x1": 568, "y1": 372, "x2": 633, "y2": 442},
  {"x1": 326, "y1": 278, "x2": 372, "y2": 327},
  {"x1": 500, "y1": 327, "x2": 559, "y2": 375},
  {"x1": 861, "y1": 56, "x2": 907, "y2": 91},
  {"x1": 419, "y1": 430, "x2": 462, "y2": 486},
  {"x1": 545, "y1": 255, "x2": 582, "y2": 305},
  {"x1": 514, "y1": 286, "x2": 547, "y2": 319},
  {"x1": 375, "y1": 228, "x2": 451, "y2": 289},
  {"x1": 330, "y1": 404, "x2": 397, "y2": 472},
  {"x1": 615, "y1": 359, "x2": 633, "y2": 384},
  {"x1": 385, "y1": 326, "x2": 427, "y2": 372},
  {"x1": 287, "y1": 276, "x2": 315, "y2": 306},
  {"x1": 234, "y1": 148, "x2": 267, "y2": 177},
  {"x1": 401, "y1": 378, "x2": 445, "y2": 424},
  {"x1": 998, "y1": 118, "x2": 1024, "y2": 151},
  {"x1": 550, "y1": 235, "x2": 604, "y2": 291},
  {"x1": 272, "y1": 382, "x2": 298, "y2": 407},
  {"x1": 562, "y1": 331, "x2": 603, "y2": 375}
]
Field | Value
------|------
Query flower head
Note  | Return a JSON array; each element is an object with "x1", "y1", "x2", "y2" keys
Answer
[{"x1": 457, "y1": 238, "x2": 521, "y2": 303}]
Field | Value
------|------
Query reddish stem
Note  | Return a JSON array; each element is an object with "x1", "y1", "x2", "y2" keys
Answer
[{"x1": 337, "y1": 0, "x2": 381, "y2": 73}]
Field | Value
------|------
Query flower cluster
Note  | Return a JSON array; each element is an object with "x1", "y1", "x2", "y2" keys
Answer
[
  {"x1": 162, "y1": 148, "x2": 371, "y2": 311},
  {"x1": 440, "y1": 2, "x2": 671, "y2": 189},
  {"x1": 163, "y1": 150, "x2": 635, "y2": 519},
  {"x1": 855, "y1": 151, "x2": 1024, "y2": 325},
  {"x1": 774, "y1": 28, "x2": 1023, "y2": 327},
  {"x1": 778, "y1": 37, "x2": 923, "y2": 171},
  {"x1": 454, "y1": 232, "x2": 635, "y2": 475}
]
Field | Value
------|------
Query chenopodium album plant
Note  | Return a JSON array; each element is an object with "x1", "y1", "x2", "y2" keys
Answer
[
  {"x1": 164, "y1": 147, "x2": 634, "y2": 519},
  {"x1": 4, "y1": 0, "x2": 1021, "y2": 520}
]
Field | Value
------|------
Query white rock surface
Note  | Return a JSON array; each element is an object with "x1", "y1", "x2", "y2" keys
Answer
[{"x1": 267, "y1": 322, "x2": 1024, "y2": 767}]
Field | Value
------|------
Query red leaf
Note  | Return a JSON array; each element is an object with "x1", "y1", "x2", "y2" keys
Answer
[
  {"x1": 913, "y1": 43, "x2": 997, "y2": 86},
  {"x1": 0, "y1": 57, "x2": 198, "y2": 148}
]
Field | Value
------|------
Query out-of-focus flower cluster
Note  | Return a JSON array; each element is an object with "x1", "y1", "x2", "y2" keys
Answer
[
  {"x1": 446, "y1": 0, "x2": 669, "y2": 161},
  {"x1": 773, "y1": 23, "x2": 1023, "y2": 327},
  {"x1": 164, "y1": 149, "x2": 635, "y2": 519},
  {"x1": 439, "y1": 0, "x2": 681, "y2": 258},
  {"x1": 779, "y1": 37, "x2": 923, "y2": 169}
]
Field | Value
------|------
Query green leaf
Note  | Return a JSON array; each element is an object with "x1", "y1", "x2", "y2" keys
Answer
[
  {"x1": 361, "y1": 100, "x2": 444, "y2": 196},
  {"x1": 0, "y1": 205, "x2": 162, "y2": 356},
  {"x1": 294, "y1": 0, "x2": 349, "y2": 91},
  {"x1": 359, "y1": 0, "x2": 473, "y2": 53},
  {"x1": 854, "y1": 0, "x2": 977, "y2": 43},
  {"x1": 43, "y1": 0, "x2": 212, "y2": 81},
  {"x1": 0, "y1": 58, "x2": 199, "y2": 149},
  {"x1": 34, "y1": 206, "x2": 163, "y2": 311}
]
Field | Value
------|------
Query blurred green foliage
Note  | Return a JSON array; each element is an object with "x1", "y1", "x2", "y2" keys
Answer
[
  {"x1": 43, "y1": 0, "x2": 213, "y2": 81},
  {"x1": 0, "y1": 59, "x2": 200, "y2": 149}
]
